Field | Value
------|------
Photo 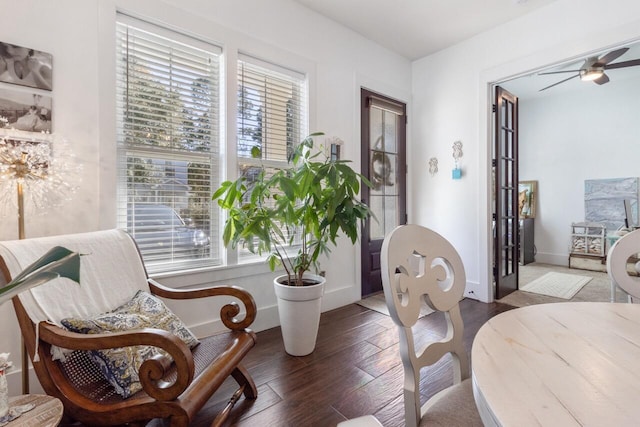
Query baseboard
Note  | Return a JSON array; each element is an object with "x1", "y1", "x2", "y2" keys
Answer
[
  {"x1": 188, "y1": 283, "x2": 357, "y2": 337},
  {"x1": 5, "y1": 366, "x2": 44, "y2": 396},
  {"x1": 188, "y1": 303, "x2": 281, "y2": 337},
  {"x1": 321, "y1": 284, "x2": 360, "y2": 311},
  {"x1": 533, "y1": 252, "x2": 569, "y2": 267}
]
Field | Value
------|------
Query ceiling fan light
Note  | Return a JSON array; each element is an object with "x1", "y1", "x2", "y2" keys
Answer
[{"x1": 580, "y1": 68, "x2": 604, "y2": 81}]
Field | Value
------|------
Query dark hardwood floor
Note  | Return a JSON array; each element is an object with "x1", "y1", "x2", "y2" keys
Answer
[{"x1": 150, "y1": 298, "x2": 514, "y2": 427}]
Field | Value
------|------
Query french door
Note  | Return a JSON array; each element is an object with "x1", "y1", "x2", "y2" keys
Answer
[
  {"x1": 494, "y1": 86, "x2": 519, "y2": 299},
  {"x1": 360, "y1": 89, "x2": 406, "y2": 297}
]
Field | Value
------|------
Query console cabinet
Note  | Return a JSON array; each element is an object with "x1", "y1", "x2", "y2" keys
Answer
[{"x1": 519, "y1": 218, "x2": 535, "y2": 265}]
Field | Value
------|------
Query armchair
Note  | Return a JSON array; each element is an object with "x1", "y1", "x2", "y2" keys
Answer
[{"x1": 0, "y1": 229, "x2": 257, "y2": 427}]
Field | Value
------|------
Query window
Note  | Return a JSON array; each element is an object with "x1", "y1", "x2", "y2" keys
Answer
[
  {"x1": 236, "y1": 55, "x2": 307, "y2": 261},
  {"x1": 115, "y1": 17, "x2": 309, "y2": 273},
  {"x1": 116, "y1": 16, "x2": 221, "y2": 273}
]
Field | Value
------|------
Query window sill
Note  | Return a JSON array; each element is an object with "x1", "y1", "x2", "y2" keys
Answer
[{"x1": 150, "y1": 259, "x2": 281, "y2": 289}]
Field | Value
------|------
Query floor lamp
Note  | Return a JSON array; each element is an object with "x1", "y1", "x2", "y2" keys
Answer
[
  {"x1": 18, "y1": 181, "x2": 28, "y2": 395},
  {"x1": 0, "y1": 130, "x2": 79, "y2": 394}
]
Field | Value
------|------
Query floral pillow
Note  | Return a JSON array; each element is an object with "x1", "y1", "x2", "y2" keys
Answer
[{"x1": 61, "y1": 290, "x2": 199, "y2": 398}]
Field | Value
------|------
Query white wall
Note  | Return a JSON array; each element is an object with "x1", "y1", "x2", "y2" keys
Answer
[
  {"x1": 516, "y1": 77, "x2": 640, "y2": 265},
  {"x1": 0, "y1": 0, "x2": 411, "y2": 394},
  {"x1": 411, "y1": 0, "x2": 640, "y2": 302}
]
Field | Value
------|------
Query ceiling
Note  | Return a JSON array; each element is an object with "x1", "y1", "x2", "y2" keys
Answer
[
  {"x1": 292, "y1": 0, "x2": 640, "y2": 99},
  {"x1": 500, "y1": 42, "x2": 640, "y2": 99},
  {"x1": 292, "y1": 0, "x2": 558, "y2": 60}
]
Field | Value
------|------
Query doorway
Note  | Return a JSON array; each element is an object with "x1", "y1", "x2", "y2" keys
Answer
[
  {"x1": 489, "y1": 41, "x2": 640, "y2": 302},
  {"x1": 360, "y1": 88, "x2": 407, "y2": 297}
]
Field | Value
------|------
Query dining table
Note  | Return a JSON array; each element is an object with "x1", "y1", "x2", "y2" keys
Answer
[{"x1": 471, "y1": 302, "x2": 640, "y2": 426}]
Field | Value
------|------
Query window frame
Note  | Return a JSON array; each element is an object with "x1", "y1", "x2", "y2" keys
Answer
[
  {"x1": 114, "y1": 13, "x2": 313, "y2": 275},
  {"x1": 235, "y1": 53, "x2": 309, "y2": 264},
  {"x1": 115, "y1": 14, "x2": 222, "y2": 274}
]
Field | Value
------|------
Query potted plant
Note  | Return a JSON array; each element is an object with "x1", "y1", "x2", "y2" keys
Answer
[{"x1": 213, "y1": 132, "x2": 371, "y2": 355}]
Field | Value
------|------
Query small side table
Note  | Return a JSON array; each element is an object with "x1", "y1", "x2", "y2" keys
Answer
[{"x1": 4, "y1": 394, "x2": 63, "y2": 427}]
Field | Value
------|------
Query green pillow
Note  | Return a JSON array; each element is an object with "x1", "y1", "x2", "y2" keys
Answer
[{"x1": 61, "y1": 290, "x2": 199, "y2": 398}]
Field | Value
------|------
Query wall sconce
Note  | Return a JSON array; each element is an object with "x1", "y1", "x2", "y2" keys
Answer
[
  {"x1": 325, "y1": 136, "x2": 343, "y2": 161},
  {"x1": 428, "y1": 157, "x2": 438, "y2": 177},
  {"x1": 452, "y1": 140, "x2": 463, "y2": 180}
]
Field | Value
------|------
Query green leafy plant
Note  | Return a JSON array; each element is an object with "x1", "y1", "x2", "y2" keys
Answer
[
  {"x1": 0, "y1": 246, "x2": 80, "y2": 306},
  {"x1": 213, "y1": 132, "x2": 371, "y2": 286}
]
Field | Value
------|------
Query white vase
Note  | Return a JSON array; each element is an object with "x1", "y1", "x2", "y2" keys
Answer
[
  {"x1": 0, "y1": 372, "x2": 8, "y2": 418},
  {"x1": 273, "y1": 274, "x2": 325, "y2": 356}
]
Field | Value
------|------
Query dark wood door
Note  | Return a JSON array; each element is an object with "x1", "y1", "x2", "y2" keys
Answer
[
  {"x1": 494, "y1": 86, "x2": 519, "y2": 299},
  {"x1": 360, "y1": 89, "x2": 406, "y2": 297}
]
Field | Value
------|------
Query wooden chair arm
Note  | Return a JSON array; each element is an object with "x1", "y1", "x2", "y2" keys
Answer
[
  {"x1": 148, "y1": 278, "x2": 257, "y2": 331},
  {"x1": 38, "y1": 322, "x2": 194, "y2": 401}
]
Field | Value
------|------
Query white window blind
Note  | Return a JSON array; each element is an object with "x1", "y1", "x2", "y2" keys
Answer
[
  {"x1": 236, "y1": 55, "x2": 307, "y2": 261},
  {"x1": 116, "y1": 16, "x2": 221, "y2": 273}
]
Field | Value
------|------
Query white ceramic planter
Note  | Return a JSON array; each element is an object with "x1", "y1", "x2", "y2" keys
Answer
[{"x1": 273, "y1": 274, "x2": 326, "y2": 356}]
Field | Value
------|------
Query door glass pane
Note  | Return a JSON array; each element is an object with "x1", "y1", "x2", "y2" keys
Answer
[
  {"x1": 369, "y1": 195, "x2": 384, "y2": 240},
  {"x1": 369, "y1": 195, "x2": 399, "y2": 240},
  {"x1": 370, "y1": 108, "x2": 383, "y2": 148},
  {"x1": 384, "y1": 196, "x2": 398, "y2": 235},
  {"x1": 384, "y1": 153, "x2": 398, "y2": 195},
  {"x1": 383, "y1": 111, "x2": 397, "y2": 152},
  {"x1": 371, "y1": 152, "x2": 397, "y2": 195}
]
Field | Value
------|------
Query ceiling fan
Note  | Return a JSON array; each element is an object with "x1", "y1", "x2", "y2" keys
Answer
[{"x1": 538, "y1": 47, "x2": 640, "y2": 91}]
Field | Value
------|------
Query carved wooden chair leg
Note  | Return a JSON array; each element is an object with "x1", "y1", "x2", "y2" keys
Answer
[
  {"x1": 231, "y1": 364, "x2": 257, "y2": 399},
  {"x1": 211, "y1": 385, "x2": 245, "y2": 427}
]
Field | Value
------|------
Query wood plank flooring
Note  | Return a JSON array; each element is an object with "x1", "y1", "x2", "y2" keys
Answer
[{"x1": 164, "y1": 298, "x2": 514, "y2": 426}]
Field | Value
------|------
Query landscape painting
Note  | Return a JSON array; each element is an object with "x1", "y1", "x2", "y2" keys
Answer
[{"x1": 585, "y1": 177, "x2": 639, "y2": 232}]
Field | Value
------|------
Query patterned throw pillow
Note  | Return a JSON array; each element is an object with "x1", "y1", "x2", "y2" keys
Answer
[{"x1": 61, "y1": 290, "x2": 199, "y2": 398}]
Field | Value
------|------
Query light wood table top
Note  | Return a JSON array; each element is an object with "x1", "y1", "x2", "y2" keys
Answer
[
  {"x1": 5, "y1": 394, "x2": 63, "y2": 427},
  {"x1": 472, "y1": 302, "x2": 640, "y2": 427}
]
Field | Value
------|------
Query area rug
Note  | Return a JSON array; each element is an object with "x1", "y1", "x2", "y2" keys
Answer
[
  {"x1": 520, "y1": 272, "x2": 592, "y2": 299},
  {"x1": 357, "y1": 293, "x2": 435, "y2": 318}
]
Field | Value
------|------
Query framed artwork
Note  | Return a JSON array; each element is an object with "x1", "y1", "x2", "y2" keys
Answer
[
  {"x1": 518, "y1": 180, "x2": 537, "y2": 218},
  {"x1": 0, "y1": 42, "x2": 52, "y2": 90},
  {"x1": 0, "y1": 88, "x2": 52, "y2": 133}
]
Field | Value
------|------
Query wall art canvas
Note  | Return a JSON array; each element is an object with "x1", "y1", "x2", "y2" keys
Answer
[
  {"x1": 0, "y1": 42, "x2": 52, "y2": 90},
  {"x1": 585, "y1": 177, "x2": 639, "y2": 232},
  {"x1": 0, "y1": 88, "x2": 52, "y2": 133},
  {"x1": 518, "y1": 180, "x2": 537, "y2": 218}
]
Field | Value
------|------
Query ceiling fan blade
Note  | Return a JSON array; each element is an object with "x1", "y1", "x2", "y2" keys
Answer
[
  {"x1": 594, "y1": 73, "x2": 610, "y2": 85},
  {"x1": 538, "y1": 69, "x2": 581, "y2": 75},
  {"x1": 539, "y1": 74, "x2": 579, "y2": 91},
  {"x1": 605, "y1": 59, "x2": 640, "y2": 70},
  {"x1": 594, "y1": 47, "x2": 629, "y2": 66}
]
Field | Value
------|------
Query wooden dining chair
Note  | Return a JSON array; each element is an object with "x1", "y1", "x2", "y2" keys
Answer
[
  {"x1": 607, "y1": 228, "x2": 640, "y2": 301},
  {"x1": 339, "y1": 224, "x2": 482, "y2": 427},
  {"x1": 0, "y1": 229, "x2": 258, "y2": 427}
]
